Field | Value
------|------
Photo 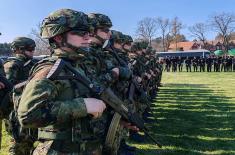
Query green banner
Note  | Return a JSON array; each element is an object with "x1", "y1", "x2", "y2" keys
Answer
[{"x1": 214, "y1": 50, "x2": 224, "y2": 56}]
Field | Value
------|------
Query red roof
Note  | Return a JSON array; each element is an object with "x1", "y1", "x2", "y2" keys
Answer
[{"x1": 169, "y1": 42, "x2": 199, "y2": 51}]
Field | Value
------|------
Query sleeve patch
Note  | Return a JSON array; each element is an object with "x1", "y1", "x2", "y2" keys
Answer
[{"x1": 32, "y1": 66, "x2": 53, "y2": 80}]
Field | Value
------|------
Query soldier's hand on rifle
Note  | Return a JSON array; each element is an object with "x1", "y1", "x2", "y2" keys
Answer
[
  {"x1": 0, "y1": 82, "x2": 5, "y2": 89},
  {"x1": 145, "y1": 73, "x2": 151, "y2": 79},
  {"x1": 120, "y1": 120, "x2": 139, "y2": 131},
  {"x1": 84, "y1": 98, "x2": 106, "y2": 119},
  {"x1": 111, "y1": 67, "x2": 119, "y2": 78},
  {"x1": 135, "y1": 76, "x2": 142, "y2": 83}
]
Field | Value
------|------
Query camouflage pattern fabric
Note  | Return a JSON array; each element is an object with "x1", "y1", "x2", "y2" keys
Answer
[{"x1": 3, "y1": 54, "x2": 36, "y2": 155}]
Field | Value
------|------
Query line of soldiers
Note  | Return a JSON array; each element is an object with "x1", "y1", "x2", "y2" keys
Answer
[
  {"x1": 0, "y1": 9, "x2": 163, "y2": 155},
  {"x1": 164, "y1": 56, "x2": 235, "y2": 72}
]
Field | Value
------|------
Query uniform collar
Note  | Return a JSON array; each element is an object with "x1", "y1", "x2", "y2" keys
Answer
[{"x1": 16, "y1": 54, "x2": 30, "y2": 62}]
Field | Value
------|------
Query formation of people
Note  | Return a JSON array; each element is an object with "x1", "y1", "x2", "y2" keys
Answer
[
  {"x1": 163, "y1": 56, "x2": 235, "y2": 72},
  {"x1": 0, "y1": 9, "x2": 163, "y2": 155}
]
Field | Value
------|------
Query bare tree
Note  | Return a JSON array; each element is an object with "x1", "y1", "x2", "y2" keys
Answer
[
  {"x1": 171, "y1": 17, "x2": 183, "y2": 50},
  {"x1": 29, "y1": 23, "x2": 50, "y2": 56},
  {"x1": 189, "y1": 23, "x2": 208, "y2": 48},
  {"x1": 210, "y1": 12, "x2": 235, "y2": 51},
  {"x1": 156, "y1": 17, "x2": 171, "y2": 51},
  {"x1": 136, "y1": 17, "x2": 158, "y2": 45},
  {"x1": 165, "y1": 34, "x2": 174, "y2": 51}
]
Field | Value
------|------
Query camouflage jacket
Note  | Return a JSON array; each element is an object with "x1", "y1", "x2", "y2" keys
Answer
[
  {"x1": 17, "y1": 49, "x2": 104, "y2": 153},
  {"x1": 132, "y1": 54, "x2": 147, "y2": 78},
  {"x1": 4, "y1": 54, "x2": 35, "y2": 85},
  {"x1": 90, "y1": 44, "x2": 132, "y2": 84},
  {"x1": 0, "y1": 59, "x2": 5, "y2": 76}
]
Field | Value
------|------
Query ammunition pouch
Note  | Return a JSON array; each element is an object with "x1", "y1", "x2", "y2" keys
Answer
[{"x1": 38, "y1": 128, "x2": 72, "y2": 140}]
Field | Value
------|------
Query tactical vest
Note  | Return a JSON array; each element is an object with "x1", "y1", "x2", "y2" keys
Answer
[
  {"x1": 28, "y1": 57, "x2": 106, "y2": 146},
  {"x1": 90, "y1": 47, "x2": 129, "y2": 154},
  {"x1": 2, "y1": 57, "x2": 37, "y2": 143},
  {"x1": 0, "y1": 60, "x2": 5, "y2": 76},
  {"x1": 4, "y1": 57, "x2": 35, "y2": 84},
  {"x1": 0, "y1": 57, "x2": 34, "y2": 119}
]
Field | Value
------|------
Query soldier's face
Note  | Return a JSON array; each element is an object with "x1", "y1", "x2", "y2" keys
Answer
[
  {"x1": 24, "y1": 50, "x2": 34, "y2": 59},
  {"x1": 123, "y1": 43, "x2": 132, "y2": 51},
  {"x1": 96, "y1": 28, "x2": 111, "y2": 40},
  {"x1": 113, "y1": 42, "x2": 122, "y2": 49},
  {"x1": 66, "y1": 31, "x2": 90, "y2": 48},
  {"x1": 136, "y1": 50, "x2": 142, "y2": 55}
]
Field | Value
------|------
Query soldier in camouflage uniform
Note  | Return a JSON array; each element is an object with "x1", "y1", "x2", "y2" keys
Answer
[
  {"x1": 146, "y1": 47, "x2": 161, "y2": 100},
  {"x1": 0, "y1": 59, "x2": 5, "y2": 76},
  {"x1": 139, "y1": 46, "x2": 156, "y2": 123},
  {"x1": 110, "y1": 30, "x2": 140, "y2": 154},
  {"x1": 0, "y1": 59, "x2": 6, "y2": 117},
  {"x1": 128, "y1": 42, "x2": 151, "y2": 142},
  {"x1": 0, "y1": 59, "x2": 6, "y2": 89},
  {"x1": 17, "y1": 9, "x2": 107, "y2": 155},
  {"x1": 88, "y1": 13, "x2": 138, "y2": 155},
  {"x1": 110, "y1": 30, "x2": 131, "y2": 99},
  {"x1": 4, "y1": 37, "x2": 36, "y2": 85},
  {"x1": 129, "y1": 42, "x2": 149, "y2": 113},
  {"x1": 3, "y1": 37, "x2": 36, "y2": 155}
]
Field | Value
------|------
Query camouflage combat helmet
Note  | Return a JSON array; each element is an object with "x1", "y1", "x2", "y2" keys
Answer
[
  {"x1": 88, "y1": 13, "x2": 112, "y2": 29},
  {"x1": 146, "y1": 46, "x2": 154, "y2": 53},
  {"x1": 40, "y1": 9, "x2": 90, "y2": 39},
  {"x1": 139, "y1": 41, "x2": 149, "y2": 50},
  {"x1": 131, "y1": 42, "x2": 142, "y2": 52},
  {"x1": 123, "y1": 34, "x2": 133, "y2": 44},
  {"x1": 111, "y1": 30, "x2": 125, "y2": 43},
  {"x1": 11, "y1": 37, "x2": 36, "y2": 51}
]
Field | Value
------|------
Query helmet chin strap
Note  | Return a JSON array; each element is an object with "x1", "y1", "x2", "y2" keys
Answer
[
  {"x1": 102, "y1": 39, "x2": 111, "y2": 49},
  {"x1": 123, "y1": 48, "x2": 130, "y2": 53},
  {"x1": 18, "y1": 49, "x2": 31, "y2": 60},
  {"x1": 95, "y1": 34, "x2": 106, "y2": 45},
  {"x1": 122, "y1": 44, "x2": 127, "y2": 53},
  {"x1": 62, "y1": 34, "x2": 91, "y2": 55},
  {"x1": 122, "y1": 44, "x2": 131, "y2": 53}
]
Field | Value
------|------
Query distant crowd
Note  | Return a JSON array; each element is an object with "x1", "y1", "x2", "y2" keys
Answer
[{"x1": 162, "y1": 56, "x2": 235, "y2": 72}]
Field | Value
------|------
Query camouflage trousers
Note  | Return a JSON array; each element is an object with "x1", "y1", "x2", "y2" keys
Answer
[
  {"x1": 33, "y1": 140, "x2": 102, "y2": 155},
  {"x1": 9, "y1": 138, "x2": 34, "y2": 155},
  {"x1": 4, "y1": 119, "x2": 36, "y2": 155}
]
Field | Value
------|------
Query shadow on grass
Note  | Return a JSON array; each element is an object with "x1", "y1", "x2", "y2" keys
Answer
[{"x1": 137, "y1": 83, "x2": 235, "y2": 155}]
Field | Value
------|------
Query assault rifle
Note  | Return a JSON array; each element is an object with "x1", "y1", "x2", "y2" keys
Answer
[{"x1": 49, "y1": 59, "x2": 162, "y2": 147}]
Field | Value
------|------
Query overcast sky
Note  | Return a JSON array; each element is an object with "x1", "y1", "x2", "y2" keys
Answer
[{"x1": 0, "y1": 0, "x2": 235, "y2": 43}]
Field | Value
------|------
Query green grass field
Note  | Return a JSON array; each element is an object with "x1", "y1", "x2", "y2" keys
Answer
[
  {"x1": 132, "y1": 72, "x2": 235, "y2": 155},
  {"x1": 1, "y1": 72, "x2": 235, "y2": 155}
]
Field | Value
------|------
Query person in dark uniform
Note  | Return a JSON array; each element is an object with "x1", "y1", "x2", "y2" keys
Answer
[
  {"x1": 227, "y1": 56, "x2": 233, "y2": 72},
  {"x1": 199, "y1": 56, "x2": 205, "y2": 72},
  {"x1": 192, "y1": 57, "x2": 198, "y2": 72},
  {"x1": 206, "y1": 56, "x2": 213, "y2": 72},
  {"x1": 177, "y1": 56, "x2": 183, "y2": 72},
  {"x1": 232, "y1": 56, "x2": 235, "y2": 72},
  {"x1": 217, "y1": 56, "x2": 222, "y2": 72},
  {"x1": 213, "y1": 56, "x2": 218, "y2": 72},
  {"x1": 185, "y1": 56, "x2": 191, "y2": 72},
  {"x1": 165, "y1": 56, "x2": 171, "y2": 72},
  {"x1": 221, "y1": 56, "x2": 225, "y2": 72},
  {"x1": 171, "y1": 56, "x2": 177, "y2": 72}
]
